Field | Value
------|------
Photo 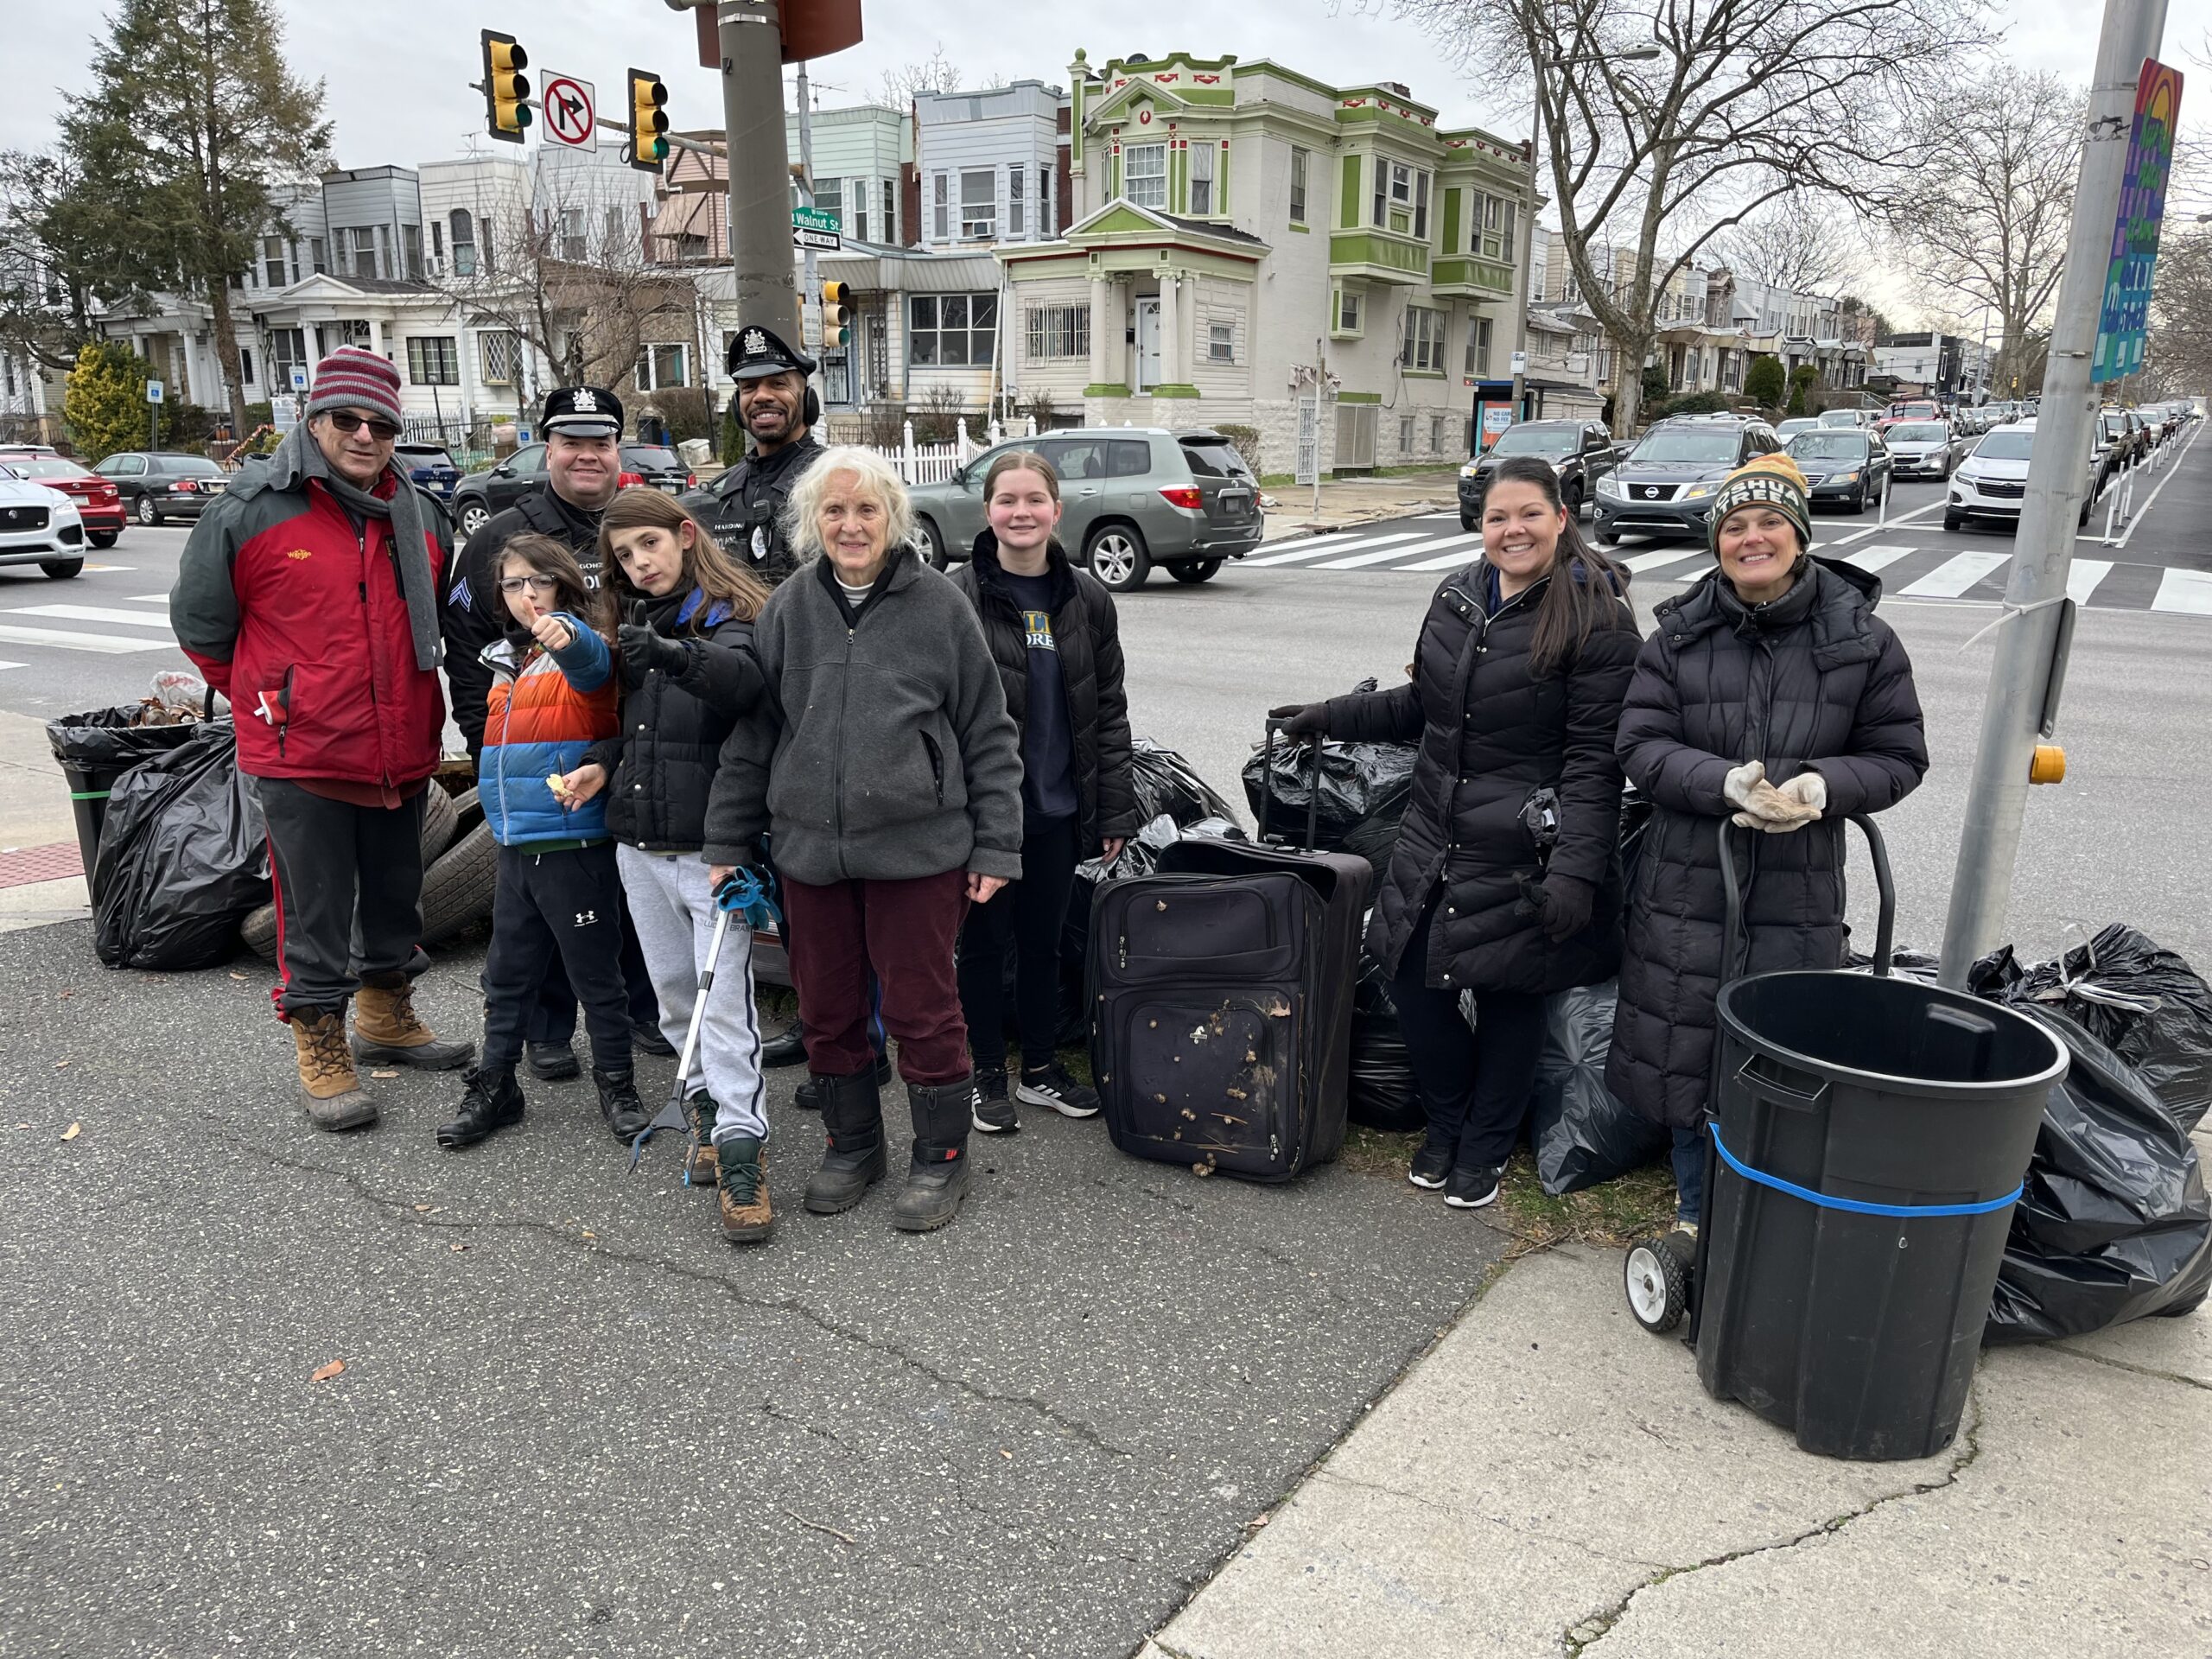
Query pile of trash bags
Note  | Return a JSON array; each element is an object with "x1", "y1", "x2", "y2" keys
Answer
[
  {"x1": 1349, "y1": 929, "x2": 1421, "y2": 1132},
  {"x1": 1240, "y1": 679, "x2": 1416, "y2": 876}
]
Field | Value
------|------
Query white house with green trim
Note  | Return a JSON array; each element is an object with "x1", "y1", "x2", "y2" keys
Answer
[{"x1": 994, "y1": 50, "x2": 1534, "y2": 476}]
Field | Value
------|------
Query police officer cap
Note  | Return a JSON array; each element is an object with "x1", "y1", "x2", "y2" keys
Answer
[
  {"x1": 542, "y1": 385, "x2": 624, "y2": 438},
  {"x1": 728, "y1": 324, "x2": 817, "y2": 382}
]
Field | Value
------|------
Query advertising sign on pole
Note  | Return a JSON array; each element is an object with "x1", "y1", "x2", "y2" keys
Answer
[{"x1": 2092, "y1": 59, "x2": 2184, "y2": 384}]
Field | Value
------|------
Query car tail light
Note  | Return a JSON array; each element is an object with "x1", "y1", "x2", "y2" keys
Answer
[
  {"x1": 685, "y1": 473, "x2": 696, "y2": 488},
  {"x1": 173, "y1": 478, "x2": 199, "y2": 493},
  {"x1": 617, "y1": 471, "x2": 645, "y2": 490},
  {"x1": 1158, "y1": 486, "x2": 1204, "y2": 510}
]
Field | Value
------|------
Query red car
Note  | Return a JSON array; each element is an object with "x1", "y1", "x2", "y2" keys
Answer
[
  {"x1": 2, "y1": 456, "x2": 126, "y2": 547},
  {"x1": 1875, "y1": 400, "x2": 1941, "y2": 436}
]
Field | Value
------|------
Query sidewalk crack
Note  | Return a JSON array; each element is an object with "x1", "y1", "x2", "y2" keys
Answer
[
  {"x1": 2046, "y1": 1340, "x2": 2211, "y2": 1392},
  {"x1": 1309, "y1": 1470, "x2": 1669, "y2": 1571},
  {"x1": 1561, "y1": 1392, "x2": 1985, "y2": 1656},
  {"x1": 219, "y1": 1132, "x2": 1137, "y2": 1459}
]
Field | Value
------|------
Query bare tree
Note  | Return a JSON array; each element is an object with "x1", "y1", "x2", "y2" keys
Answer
[
  {"x1": 1714, "y1": 193, "x2": 1864, "y2": 297},
  {"x1": 1891, "y1": 71, "x2": 2081, "y2": 402},
  {"x1": 1380, "y1": 0, "x2": 1990, "y2": 432},
  {"x1": 875, "y1": 48, "x2": 963, "y2": 111},
  {"x1": 2144, "y1": 227, "x2": 2212, "y2": 396}
]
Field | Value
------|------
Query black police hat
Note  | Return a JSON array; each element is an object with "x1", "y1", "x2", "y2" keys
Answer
[
  {"x1": 541, "y1": 385, "x2": 623, "y2": 438},
  {"x1": 728, "y1": 324, "x2": 817, "y2": 383}
]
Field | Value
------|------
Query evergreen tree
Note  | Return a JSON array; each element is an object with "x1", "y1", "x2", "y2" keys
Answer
[
  {"x1": 64, "y1": 340, "x2": 156, "y2": 461},
  {"x1": 1744, "y1": 354, "x2": 1787, "y2": 410}
]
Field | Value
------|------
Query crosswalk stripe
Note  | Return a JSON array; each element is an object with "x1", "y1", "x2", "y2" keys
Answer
[
  {"x1": 1240, "y1": 530, "x2": 1370, "y2": 566},
  {"x1": 2065, "y1": 560, "x2": 2113, "y2": 604},
  {"x1": 2151, "y1": 568, "x2": 2212, "y2": 615},
  {"x1": 1402, "y1": 544, "x2": 1489, "y2": 572},
  {"x1": 125, "y1": 593, "x2": 171, "y2": 603},
  {"x1": 1843, "y1": 544, "x2": 1919, "y2": 573},
  {"x1": 4, "y1": 604, "x2": 177, "y2": 630},
  {"x1": 0, "y1": 623, "x2": 178, "y2": 654},
  {"x1": 1899, "y1": 551, "x2": 2010, "y2": 598},
  {"x1": 0, "y1": 661, "x2": 23, "y2": 673},
  {"x1": 1622, "y1": 547, "x2": 1707, "y2": 573},
  {"x1": 1316, "y1": 533, "x2": 1477, "y2": 569},
  {"x1": 1245, "y1": 530, "x2": 1427, "y2": 568}
]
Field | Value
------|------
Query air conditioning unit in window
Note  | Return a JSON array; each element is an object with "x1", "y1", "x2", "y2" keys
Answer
[{"x1": 428, "y1": 256, "x2": 448, "y2": 277}]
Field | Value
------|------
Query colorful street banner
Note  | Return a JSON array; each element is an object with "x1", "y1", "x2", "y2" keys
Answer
[{"x1": 2092, "y1": 59, "x2": 2184, "y2": 384}]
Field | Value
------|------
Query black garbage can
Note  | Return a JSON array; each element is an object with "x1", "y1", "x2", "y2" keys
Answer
[
  {"x1": 1694, "y1": 820, "x2": 2068, "y2": 1460},
  {"x1": 48, "y1": 708, "x2": 205, "y2": 908}
]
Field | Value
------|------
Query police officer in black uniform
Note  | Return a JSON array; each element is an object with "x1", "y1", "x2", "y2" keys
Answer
[
  {"x1": 679, "y1": 323, "x2": 824, "y2": 589},
  {"x1": 442, "y1": 384, "x2": 672, "y2": 1076}
]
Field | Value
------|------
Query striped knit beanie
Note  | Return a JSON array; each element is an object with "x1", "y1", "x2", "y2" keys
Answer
[
  {"x1": 305, "y1": 346, "x2": 404, "y2": 427},
  {"x1": 1707, "y1": 452, "x2": 1811, "y2": 556}
]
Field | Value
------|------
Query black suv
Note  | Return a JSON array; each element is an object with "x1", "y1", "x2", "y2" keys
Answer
[
  {"x1": 454, "y1": 442, "x2": 696, "y2": 539},
  {"x1": 1459, "y1": 420, "x2": 1622, "y2": 529},
  {"x1": 1593, "y1": 415, "x2": 1781, "y2": 543}
]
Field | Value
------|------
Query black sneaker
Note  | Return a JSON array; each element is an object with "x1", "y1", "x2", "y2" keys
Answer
[
  {"x1": 971, "y1": 1069, "x2": 1019, "y2": 1135},
  {"x1": 524, "y1": 1041, "x2": 581, "y2": 1082},
  {"x1": 630, "y1": 1020, "x2": 677, "y2": 1058},
  {"x1": 1016, "y1": 1062, "x2": 1101, "y2": 1119},
  {"x1": 1408, "y1": 1144, "x2": 1452, "y2": 1190},
  {"x1": 1443, "y1": 1164, "x2": 1503, "y2": 1210}
]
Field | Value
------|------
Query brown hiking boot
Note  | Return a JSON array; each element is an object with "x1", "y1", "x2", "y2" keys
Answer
[
  {"x1": 716, "y1": 1137, "x2": 773, "y2": 1243},
  {"x1": 294, "y1": 1008, "x2": 378, "y2": 1130},
  {"x1": 352, "y1": 975, "x2": 474, "y2": 1071},
  {"x1": 684, "y1": 1092, "x2": 720, "y2": 1187}
]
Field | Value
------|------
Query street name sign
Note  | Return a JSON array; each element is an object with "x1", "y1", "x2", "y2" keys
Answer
[
  {"x1": 2092, "y1": 58, "x2": 2183, "y2": 384},
  {"x1": 792, "y1": 207, "x2": 842, "y2": 252},
  {"x1": 541, "y1": 73, "x2": 597, "y2": 149}
]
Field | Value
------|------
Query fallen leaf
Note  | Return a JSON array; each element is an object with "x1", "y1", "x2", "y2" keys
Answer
[
  {"x1": 54, "y1": 1060, "x2": 69, "y2": 1070},
  {"x1": 60, "y1": 1122, "x2": 81, "y2": 1141},
  {"x1": 1246, "y1": 1513, "x2": 1271, "y2": 1530},
  {"x1": 581, "y1": 1230, "x2": 597, "y2": 1240},
  {"x1": 1000, "y1": 1448, "x2": 1013, "y2": 1459},
  {"x1": 449, "y1": 1243, "x2": 468, "y2": 1253},
  {"x1": 228, "y1": 973, "x2": 249, "y2": 982},
  {"x1": 370, "y1": 1070, "x2": 399, "y2": 1080},
  {"x1": 411, "y1": 1203, "x2": 432, "y2": 1213},
  {"x1": 310, "y1": 1359, "x2": 345, "y2": 1382}
]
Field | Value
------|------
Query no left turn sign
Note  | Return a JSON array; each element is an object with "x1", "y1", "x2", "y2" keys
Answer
[{"x1": 542, "y1": 73, "x2": 596, "y2": 148}]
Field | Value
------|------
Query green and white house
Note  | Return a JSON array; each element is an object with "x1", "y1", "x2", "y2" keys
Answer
[{"x1": 995, "y1": 50, "x2": 1535, "y2": 476}]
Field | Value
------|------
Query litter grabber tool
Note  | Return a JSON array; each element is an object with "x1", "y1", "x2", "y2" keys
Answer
[{"x1": 628, "y1": 866, "x2": 783, "y2": 1177}]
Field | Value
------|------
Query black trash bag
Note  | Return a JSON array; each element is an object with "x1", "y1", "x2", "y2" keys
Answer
[
  {"x1": 46, "y1": 702, "x2": 204, "y2": 770},
  {"x1": 1983, "y1": 1005, "x2": 2212, "y2": 1344},
  {"x1": 1129, "y1": 739, "x2": 1241, "y2": 828},
  {"x1": 1241, "y1": 680, "x2": 1418, "y2": 849},
  {"x1": 91, "y1": 722, "x2": 270, "y2": 970},
  {"x1": 1349, "y1": 946, "x2": 1422, "y2": 1132},
  {"x1": 1974, "y1": 925, "x2": 2212, "y2": 1133},
  {"x1": 1528, "y1": 979, "x2": 1669, "y2": 1195}
]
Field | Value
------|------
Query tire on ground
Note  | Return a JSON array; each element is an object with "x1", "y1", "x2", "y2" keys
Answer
[
  {"x1": 419, "y1": 781, "x2": 459, "y2": 864},
  {"x1": 448, "y1": 785, "x2": 484, "y2": 842},
  {"x1": 240, "y1": 901, "x2": 279, "y2": 963},
  {"x1": 418, "y1": 819, "x2": 498, "y2": 948}
]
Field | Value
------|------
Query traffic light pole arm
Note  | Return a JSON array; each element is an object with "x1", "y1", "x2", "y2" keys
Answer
[{"x1": 596, "y1": 116, "x2": 728, "y2": 160}]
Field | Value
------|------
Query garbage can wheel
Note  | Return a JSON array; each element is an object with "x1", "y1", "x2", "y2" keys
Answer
[{"x1": 1625, "y1": 1235, "x2": 1691, "y2": 1334}]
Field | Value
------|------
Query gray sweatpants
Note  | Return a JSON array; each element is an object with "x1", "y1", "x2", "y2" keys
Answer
[{"x1": 616, "y1": 844, "x2": 768, "y2": 1144}]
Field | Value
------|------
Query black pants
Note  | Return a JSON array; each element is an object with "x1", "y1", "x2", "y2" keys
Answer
[
  {"x1": 523, "y1": 896, "x2": 658, "y2": 1046},
  {"x1": 481, "y1": 842, "x2": 633, "y2": 1075},
  {"x1": 1389, "y1": 897, "x2": 1548, "y2": 1174},
  {"x1": 256, "y1": 779, "x2": 425, "y2": 1019},
  {"x1": 955, "y1": 814, "x2": 1081, "y2": 1074}
]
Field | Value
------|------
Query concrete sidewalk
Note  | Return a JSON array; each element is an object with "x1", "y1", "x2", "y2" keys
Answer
[
  {"x1": 0, "y1": 708, "x2": 91, "y2": 935},
  {"x1": 1141, "y1": 1237, "x2": 2210, "y2": 1659},
  {"x1": 1261, "y1": 469, "x2": 1462, "y2": 540}
]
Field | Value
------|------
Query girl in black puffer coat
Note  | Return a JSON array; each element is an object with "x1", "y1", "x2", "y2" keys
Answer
[
  {"x1": 1609, "y1": 454, "x2": 1928, "y2": 1236},
  {"x1": 1270, "y1": 456, "x2": 1641, "y2": 1210},
  {"x1": 950, "y1": 450, "x2": 1140, "y2": 1129}
]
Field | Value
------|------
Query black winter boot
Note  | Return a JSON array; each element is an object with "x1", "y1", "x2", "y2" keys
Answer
[
  {"x1": 760, "y1": 1019, "x2": 809, "y2": 1069},
  {"x1": 594, "y1": 1068, "x2": 652, "y2": 1141},
  {"x1": 801, "y1": 1070, "x2": 887, "y2": 1214},
  {"x1": 892, "y1": 1077, "x2": 974, "y2": 1233},
  {"x1": 437, "y1": 1065, "x2": 525, "y2": 1150}
]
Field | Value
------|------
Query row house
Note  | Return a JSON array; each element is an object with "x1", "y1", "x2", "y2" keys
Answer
[
  {"x1": 996, "y1": 49, "x2": 1536, "y2": 475},
  {"x1": 913, "y1": 81, "x2": 1071, "y2": 252}
]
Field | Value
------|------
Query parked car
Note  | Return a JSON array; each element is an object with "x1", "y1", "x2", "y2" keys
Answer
[
  {"x1": 89, "y1": 451, "x2": 229, "y2": 525},
  {"x1": 1876, "y1": 400, "x2": 1941, "y2": 435},
  {"x1": 1774, "y1": 416, "x2": 1822, "y2": 442},
  {"x1": 1817, "y1": 409, "x2": 1876, "y2": 429},
  {"x1": 1455, "y1": 419, "x2": 1621, "y2": 529},
  {"x1": 618, "y1": 442, "x2": 695, "y2": 495},
  {"x1": 906, "y1": 426, "x2": 1262, "y2": 591},
  {"x1": 1592, "y1": 414, "x2": 1780, "y2": 543},
  {"x1": 1946, "y1": 420, "x2": 2097, "y2": 532},
  {"x1": 0, "y1": 470, "x2": 87, "y2": 578},
  {"x1": 454, "y1": 441, "x2": 696, "y2": 538},
  {"x1": 1783, "y1": 429, "x2": 1891, "y2": 513},
  {"x1": 1882, "y1": 420, "x2": 1964, "y2": 481},
  {"x1": 0, "y1": 455, "x2": 125, "y2": 547},
  {"x1": 393, "y1": 441, "x2": 461, "y2": 503}
]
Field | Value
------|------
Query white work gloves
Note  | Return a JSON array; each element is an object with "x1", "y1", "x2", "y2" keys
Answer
[{"x1": 1723, "y1": 760, "x2": 1824, "y2": 833}]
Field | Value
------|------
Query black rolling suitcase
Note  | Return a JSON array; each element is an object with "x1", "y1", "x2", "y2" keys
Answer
[{"x1": 1089, "y1": 724, "x2": 1373, "y2": 1180}]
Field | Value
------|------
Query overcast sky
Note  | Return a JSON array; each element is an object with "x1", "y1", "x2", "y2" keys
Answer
[{"x1": 7, "y1": 0, "x2": 2206, "y2": 322}]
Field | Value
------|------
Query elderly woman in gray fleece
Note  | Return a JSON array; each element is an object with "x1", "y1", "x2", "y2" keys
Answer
[{"x1": 706, "y1": 445, "x2": 1023, "y2": 1235}]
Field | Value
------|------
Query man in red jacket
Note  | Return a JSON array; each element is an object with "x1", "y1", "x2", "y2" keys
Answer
[{"x1": 171, "y1": 346, "x2": 472, "y2": 1128}]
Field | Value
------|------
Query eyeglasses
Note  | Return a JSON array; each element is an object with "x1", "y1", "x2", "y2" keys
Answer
[
  {"x1": 497, "y1": 575, "x2": 561, "y2": 595},
  {"x1": 327, "y1": 410, "x2": 402, "y2": 442}
]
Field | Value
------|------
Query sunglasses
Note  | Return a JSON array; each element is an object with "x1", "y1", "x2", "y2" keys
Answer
[
  {"x1": 498, "y1": 575, "x2": 561, "y2": 595},
  {"x1": 327, "y1": 410, "x2": 402, "y2": 442}
]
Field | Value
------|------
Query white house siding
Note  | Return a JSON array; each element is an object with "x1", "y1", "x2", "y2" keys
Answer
[
  {"x1": 916, "y1": 82, "x2": 1065, "y2": 251},
  {"x1": 1011, "y1": 270, "x2": 1095, "y2": 416},
  {"x1": 1188, "y1": 276, "x2": 1252, "y2": 408}
]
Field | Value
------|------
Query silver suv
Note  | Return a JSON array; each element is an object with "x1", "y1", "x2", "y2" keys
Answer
[{"x1": 908, "y1": 426, "x2": 1262, "y2": 591}]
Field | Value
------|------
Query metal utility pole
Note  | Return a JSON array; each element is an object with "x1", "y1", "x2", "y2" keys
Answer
[
  {"x1": 796, "y1": 60, "x2": 820, "y2": 344},
  {"x1": 1938, "y1": 0, "x2": 2170, "y2": 986},
  {"x1": 716, "y1": 0, "x2": 798, "y2": 338}
]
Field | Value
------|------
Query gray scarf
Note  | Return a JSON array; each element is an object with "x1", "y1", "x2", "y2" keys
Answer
[{"x1": 267, "y1": 423, "x2": 442, "y2": 671}]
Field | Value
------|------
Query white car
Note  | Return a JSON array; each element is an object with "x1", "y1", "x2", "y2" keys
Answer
[
  {"x1": 0, "y1": 472, "x2": 88, "y2": 577},
  {"x1": 1945, "y1": 420, "x2": 2095, "y2": 532},
  {"x1": 1885, "y1": 420, "x2": 1961, "y2": 480}
]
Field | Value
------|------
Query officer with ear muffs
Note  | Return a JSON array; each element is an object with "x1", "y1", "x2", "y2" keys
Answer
[{"x1": 681, "y1": 322, "x2": 824, "y2": 588}]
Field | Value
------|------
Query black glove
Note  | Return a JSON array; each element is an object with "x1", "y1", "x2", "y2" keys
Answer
[
  {"x1": 619, "y1": 620, "x2": 690, "y2": 681},
  {"x1": 1538, "y1": 873, "x2": 1595, "y2": 943},
  {"x1": 1268, "y1": 702, "x2": 1329, "y2": 740}
]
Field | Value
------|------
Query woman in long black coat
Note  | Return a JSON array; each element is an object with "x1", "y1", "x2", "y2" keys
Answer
[
  {"x1": 1270, "y1": 455, "x2": 1641, "y2": 1209},
  {"x1": 1609, "y1": 454, "x2": 1929, "y2": 1234}
]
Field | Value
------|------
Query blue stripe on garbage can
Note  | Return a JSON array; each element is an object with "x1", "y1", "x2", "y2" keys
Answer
[{"x1": 1709, "y1": 1123, "x2": 2023, "y2": 1217}]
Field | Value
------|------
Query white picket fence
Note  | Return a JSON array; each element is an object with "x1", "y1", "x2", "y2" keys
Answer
[{"x1": 868, "y1": 416, "x2": 1039, "y2": 486}]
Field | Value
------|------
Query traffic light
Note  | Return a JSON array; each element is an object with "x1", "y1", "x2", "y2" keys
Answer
[
  {"x1": 628, "y1": 68, "x2": 669, "y2": 174},
  {"x1": 821, "y1": 281, "x2": 850, "y2": 348},
  {"x1": 480, "y1": 30, "x2": 531, "y2": 143}
]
